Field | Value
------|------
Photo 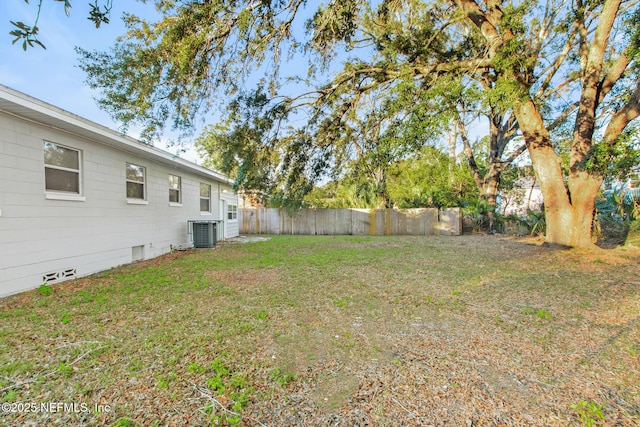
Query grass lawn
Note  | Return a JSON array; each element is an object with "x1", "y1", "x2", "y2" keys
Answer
[{"x1": 1, "y1": 235, "x2": 639, "y2": 426}]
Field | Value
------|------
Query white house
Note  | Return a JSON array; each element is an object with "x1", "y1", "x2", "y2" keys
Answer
[
  {"x1": 499, "y1": 176, "x2": 544, "y2": 217},
  {"x1": 0, "y1": 85, "x2": 239, "y2": 297}
]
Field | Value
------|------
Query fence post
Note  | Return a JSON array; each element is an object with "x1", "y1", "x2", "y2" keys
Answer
[
  {"x1": 281, "y1": 208, "x2": 285, "y2": 235},
  {"x1": 386, "y1": 208, "x2": 391, "y2": 235},
  {"x1": 368, "y1": 209, "x2": 376, "y2": 236}
]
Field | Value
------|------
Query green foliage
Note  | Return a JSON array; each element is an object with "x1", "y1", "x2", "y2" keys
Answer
[
  {"x1": 195, "y1": 89, "x2": 282, "y2": 195},
  {"x1": 463, "y1": 200, "x2": 495, "y2": 232},
  {"x1": 388, "y1": 146, "x2": 479, "y2": 208},
  {"x1": 308, "y1": 0, "x2": 360, "y2": 51},
  {"x1": 9, "y1": 1, "x2": 112, "y2": 50},
  {"x1": 303, "y1": 180, "x2": 381, "y2": 208},
  {"x1": 74, "y1": 0, "x2": 487, "y2": 208},
  {"x1": 59, "y1": 311, "x2": 72, "y2": 325},
  {"x1": 491, "y1": 2, "x2": 537, "y2": 80},
  {"x1": 87, "y1": 1, "x2": 113, "y2": 28},
  {"x1": 570, "y1": 400, "x2": 605, "y2": 426},
  {"x1": 204, "y1": 358, "x2": 254, "y2": 426},
  {"x1": 535, "y1": 308, "x2": 552, "y2": 320},
  {"x1": 156, "y1": 371, "x2": 176, "y2": 390},
  {"x1": 522, "y1": 307, "x2": 553, "y2": 320},
  {"x1": 111, "y1": 419, "x2": 135, "y2": 427},
  {"x1": 37, "y1": 284, "x2": 53, "y2": 296},
  {"x1": 485, "y1": 79, "x2": 529, "y2": 111},
  {"x1": 595, "y1": 187, "x2": 639, "y2": 223},
  {"x1": 254, "y1": 309, "x2": 269, "y2": 320},
  {"x1": 584, "y1": 128, "x2": 640, "y2": 178},
  {"x1": 9, "y1": 20, "x2": 45, "y2": 50},
  {"x1": 268, "y1": 180, "x2": 314, "y2": 212},
  {"x1": 269, "y1": 368, "x2": 297, "y2": 387},
  {"x1": 57, "y1": 362, "x2": 73, "y2": 378},
  {"x1": 2, "y1": 389, "x2": 17, "y2": 403},
  {"x1": 499, "y1": 210, "x2": 546, "y2": 236},
  {"x1": 188, "y1": 362, "x2": 205, "y2": 374},
  {"x1": 525, "y1": 210, "x2": 546, "y2": 236},
  {"x1": 594, "y1": 185, "x2": 639, "y2": 242},
  {"x1": 303, "y1": 145, "x2": 479, "y2": 209}
]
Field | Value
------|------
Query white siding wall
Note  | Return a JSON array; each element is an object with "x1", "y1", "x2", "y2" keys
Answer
[{"x1": 0, "y1": 112, "x2": 238, "y2": 297}]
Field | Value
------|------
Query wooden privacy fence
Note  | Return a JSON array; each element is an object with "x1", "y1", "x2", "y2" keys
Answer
[{"x1": 239, "y1": 208, "x2": 462, "y2": 236}]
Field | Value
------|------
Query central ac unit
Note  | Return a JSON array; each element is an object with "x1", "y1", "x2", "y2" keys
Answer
[{"x1": 188, "y1": 220, "x2": 218, "y2": 248}]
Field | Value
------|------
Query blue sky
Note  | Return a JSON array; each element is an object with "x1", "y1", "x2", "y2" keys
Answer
[{"x1": 0, "y1": 1, "x2": 201, "y2": 161}]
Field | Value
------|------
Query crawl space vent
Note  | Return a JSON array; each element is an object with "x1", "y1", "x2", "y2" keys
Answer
[{"x1": 42, "y1": 268, "x2": 77, "y2": 284}]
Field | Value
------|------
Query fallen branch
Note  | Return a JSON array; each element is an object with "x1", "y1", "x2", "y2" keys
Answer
[{"x1": 392, "y1": 397, "x2": 411, "y2": 414}]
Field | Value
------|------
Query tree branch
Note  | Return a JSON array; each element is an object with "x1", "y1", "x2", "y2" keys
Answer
[
  {"x1": 458, "y1": 117, "x2": 485, "y2": 189},
  {"x1": 452, "y1": 0, "x2": 504, "y2": 58},
  {"x1": 603, "y1": 81, "x2": 640, "y2": 145},
  {"x1": 597, "y1": 47, "x2": 631, "y2": 102}
]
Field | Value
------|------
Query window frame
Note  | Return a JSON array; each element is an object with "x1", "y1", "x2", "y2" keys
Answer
[
  {"x1": 168, "y1": 174, "x2": 182, "y2": 205},
  {"x1": 200, "y1": 182, "x2": 212, "y2": 213},
  {"x1": 43, "y1": 141, "x2": 85, "y2": 201},
  {"x1": 126, "y1": 163, "x2": 147, "y2": 203},
  {"x1": 227, "y1": 204, "x2": 238, "y2": 221}
]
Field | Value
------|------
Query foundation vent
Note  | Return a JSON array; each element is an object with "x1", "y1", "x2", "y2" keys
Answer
[{"x1": 42, "y1": 268, "x2": 77, "y2": 284}]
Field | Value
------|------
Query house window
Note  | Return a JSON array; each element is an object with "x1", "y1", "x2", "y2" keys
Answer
[
  {"x1": 169, "y1": 174, "x2": 182, "y2": 204},
  {"x1": 227, "y1": 204, "x2": 237, "y2": 220},
  {"x1": 200, "y1": 183, "x2": 211, "y2": 212},
  {"x1": 43, "y1": 141, "x2": 81, "y2": 194},
  {"x1": 126, "y1": 163, "x2": 146, "y2": 199}
]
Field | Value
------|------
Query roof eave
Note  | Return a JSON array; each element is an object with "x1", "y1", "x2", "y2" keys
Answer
[{"x1": 0, "y1": 84, "x2": 234, "y2": 186}]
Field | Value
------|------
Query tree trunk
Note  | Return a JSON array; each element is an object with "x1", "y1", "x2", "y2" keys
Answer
[
  {"x1": 543, "y1": 197, "x2": 597, "y2": 247},
  {"x1": 480, "y1": 171, "x2": 501, "y2": 230},
  {"x1": 514, "y1": 100, "x2": 605, "y2": 247},
  {"x1": 447, "y1": 127, "x2": 457, "y2": 178},
  {"x1": 481, "y1": 167, "x2": 501, "y2": 207},
  {"x1": 458, "y1": 117, "x2": 501, "y2": 214}
]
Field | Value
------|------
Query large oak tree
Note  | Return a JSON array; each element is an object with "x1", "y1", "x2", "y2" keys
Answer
[{"x1": 455, "y1": 0, "x2": 640, "y2": 247}]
